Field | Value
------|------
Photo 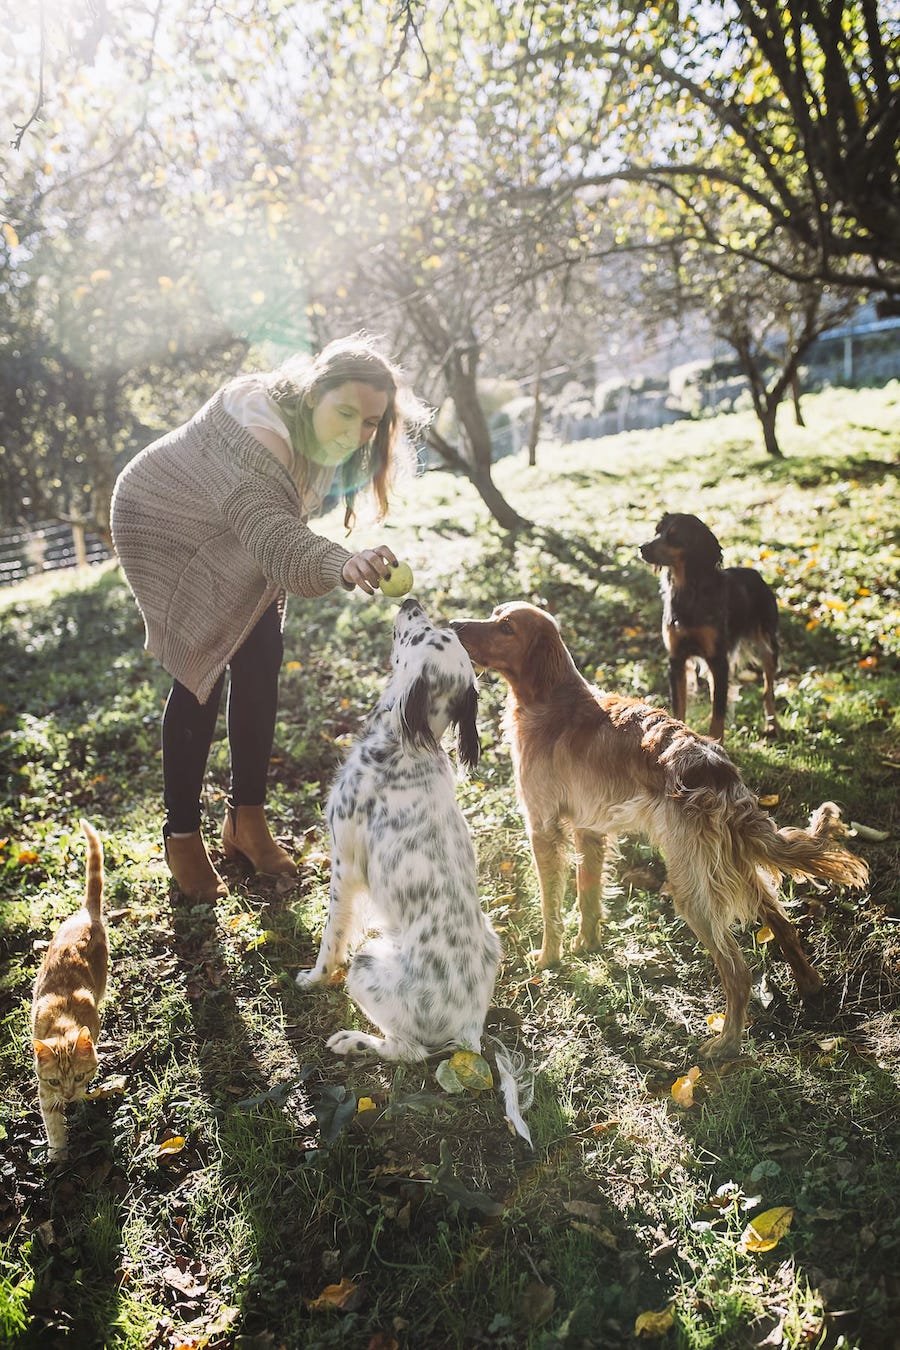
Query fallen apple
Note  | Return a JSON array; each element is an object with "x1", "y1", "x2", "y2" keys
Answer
[{"x1": 378, "y1": 562, "x2": 414, "y2": 597}]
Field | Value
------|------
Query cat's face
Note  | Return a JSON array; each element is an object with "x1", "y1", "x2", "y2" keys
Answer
[{"x1": 33, "y1": 1027, "x2": 99, "y2": 1103}]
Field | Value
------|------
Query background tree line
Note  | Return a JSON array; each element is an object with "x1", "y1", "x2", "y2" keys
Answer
[{"x1": 1, "y1": 0, "x2": 897, "y2": 535}]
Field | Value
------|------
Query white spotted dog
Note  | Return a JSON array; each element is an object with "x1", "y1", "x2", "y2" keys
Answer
[{"x1": 296, "y1": 598, "x2": 502, "y2": 1064}]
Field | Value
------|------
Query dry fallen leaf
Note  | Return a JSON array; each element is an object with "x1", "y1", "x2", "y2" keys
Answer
[
  {"x1": 635, "y1": 1304, "x2": 675, "y2": 1337},
  {"x1": 357, "y1": 1097, "x2": 377, "y2": 1114},
  {"x1": 84, "y1": 1074, "x2": 127, "y2": 1100},
  {"x1": 520, "y1": 1279, "x2": 556, "y2": 1327},
  {"x1": 671, "y1": 1066, "x2": 702, "y2": 1108},
  {"x1": 305, "y1": 1276, "x2": 364, "y2": 1312},
  {"x1": 756, "y1": 925, "x2": 775, "y2": 944},
  {"x1": 705, "y1": 1013, "x2": 725, "y2": 1033},
  {"x1": 226, "y1": 912, "x2": 254, "y2": 931},
  {"x1": 740, "y1": 1205, "x2": 794, "y2": 1252},
  {"x1": 758, "y1": 794, "x2": 780, "y2": 808}
]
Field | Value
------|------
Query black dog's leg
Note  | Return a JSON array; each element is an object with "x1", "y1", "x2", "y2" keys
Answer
[
  {"x1": 708, "y1": 650, "x2": 730, "y2": 740},
  {"x1": 668, "y1": 655, "x2": 688, "y2": 723},
  {"x1": 761, "y1": 642, "x2": 779, "y2": 737}
]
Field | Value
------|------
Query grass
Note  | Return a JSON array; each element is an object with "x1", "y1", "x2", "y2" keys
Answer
[{"x1": 1, "y1": 384, "x2": 898, "y2": 1349}]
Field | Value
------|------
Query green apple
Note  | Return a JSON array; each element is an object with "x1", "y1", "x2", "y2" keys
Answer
[{"x1": 378, "y1": 561, "x2": 414, "y2": 597}]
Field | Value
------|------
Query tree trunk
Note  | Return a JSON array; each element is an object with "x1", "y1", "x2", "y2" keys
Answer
[
  {"x1": 443, "y1": 339, "x2": 531, "y2": 531},
  {"x1": 790, "y1": 368, "x2": 806, "y2": 426},
  {"x1": 528, "y1": 361, "x2": 543, "y2": 467},
  {"x1": 760, "y1": 403, "x2": 783, "y2": 457}
]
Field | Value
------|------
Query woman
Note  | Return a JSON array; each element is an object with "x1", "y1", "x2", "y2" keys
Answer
[{"x1": 111, "y1": 333, "x2": 428, "y2": 901}]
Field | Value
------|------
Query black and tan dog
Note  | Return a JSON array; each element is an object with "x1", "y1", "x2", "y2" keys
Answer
[{"x1": 639, "y1": 513, "x2": 779, "y2": 741}]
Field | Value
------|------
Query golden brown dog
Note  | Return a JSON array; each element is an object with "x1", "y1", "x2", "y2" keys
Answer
[{"x1": 452, "y1": 602, "x2": 868, "y2": 1059}]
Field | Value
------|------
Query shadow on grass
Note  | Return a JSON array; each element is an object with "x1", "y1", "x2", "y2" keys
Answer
[
  {"x1": 761, "y1": 450, "x2": 898, "y2": 489},
  {"x1": 14, "y1": 1099, "x2": 132, "y2": 1347}
]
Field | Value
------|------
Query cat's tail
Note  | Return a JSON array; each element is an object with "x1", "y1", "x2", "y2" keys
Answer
[{"x1": 80, "y1": 820, "x2": 104, "y2": 919}]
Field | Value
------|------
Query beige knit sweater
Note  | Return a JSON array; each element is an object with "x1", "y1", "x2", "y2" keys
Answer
[{"x1": 110, "y1": 385, "x2": 353, "y2": 703}]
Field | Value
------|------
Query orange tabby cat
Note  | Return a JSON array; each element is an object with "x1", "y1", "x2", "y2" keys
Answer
[{"x1": 31, "y1": 820, "x2": 108, "y2": 1162}]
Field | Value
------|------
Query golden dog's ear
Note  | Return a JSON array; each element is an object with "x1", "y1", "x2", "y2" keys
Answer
[
  {"x1": 521, "y1": 614, "x2": 569, "y2": 699},
  {"x1": 451, "y1": 683, "x2": 480, "y2": 774}
]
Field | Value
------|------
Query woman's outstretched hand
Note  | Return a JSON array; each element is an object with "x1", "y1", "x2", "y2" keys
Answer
[{"x1": 341, "y1": 546, "x2": 398, "y2": 594}]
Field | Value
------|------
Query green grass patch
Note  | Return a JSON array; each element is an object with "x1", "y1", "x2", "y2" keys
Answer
[{"x1": 1, "y1": 386, "x2": 898, "y2": 1347}]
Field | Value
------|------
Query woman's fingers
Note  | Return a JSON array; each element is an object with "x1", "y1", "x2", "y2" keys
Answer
[{"x1": 341, "y1": 546, "x2": 399, "y2": 593}]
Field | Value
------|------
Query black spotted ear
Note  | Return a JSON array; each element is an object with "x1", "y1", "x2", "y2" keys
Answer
[
  {"x1": 451, "y1": 682, "x2": 480, "y2": 773},
  {"x1": 398, "y1": 674, "x2": 438, "y2": 755}
]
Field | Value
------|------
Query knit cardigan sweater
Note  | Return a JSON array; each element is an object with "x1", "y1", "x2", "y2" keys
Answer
[{"x1": 110, "y1": 386, "x2": 353, "y2": 703}]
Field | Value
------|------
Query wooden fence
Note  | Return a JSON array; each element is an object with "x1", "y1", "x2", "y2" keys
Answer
[{"x1": 0, "y1": 522, "x2": 111, "y2": 587}]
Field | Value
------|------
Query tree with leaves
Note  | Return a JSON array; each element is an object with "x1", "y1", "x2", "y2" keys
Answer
[{"x1": 507, "y1": 0, "x2": 900, "y2": 296}]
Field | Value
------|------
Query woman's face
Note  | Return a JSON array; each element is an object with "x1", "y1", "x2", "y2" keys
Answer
[{"x1": 308, "y1": 380, "x2": 390, "y2": 465}]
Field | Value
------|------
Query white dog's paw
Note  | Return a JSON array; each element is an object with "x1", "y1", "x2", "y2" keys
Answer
[
  {"x1": 326, "y1": 1030, "x2": 376, "y2": 1057},
  {"x1": 295, "y1": 967, "x2": 327, "y2": 989}
]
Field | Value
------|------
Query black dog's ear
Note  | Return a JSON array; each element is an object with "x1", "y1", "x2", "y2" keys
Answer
[
  {"x1": 687, "y1": 517, "x2": 723, "y2": 567},
  {"x1": 700, "y1": 529, "x2": 723, "y2": 567},
  {"x1": 452, "y1": 682, "x2": 480, "y2": 774},
  {"x1": 398, "y1": 674, "x2": 438, "y2": 756}
]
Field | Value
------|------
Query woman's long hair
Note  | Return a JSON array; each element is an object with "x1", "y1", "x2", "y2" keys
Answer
[{"x1": 267, "y1": 333, "x2": 430, "y2": 527}]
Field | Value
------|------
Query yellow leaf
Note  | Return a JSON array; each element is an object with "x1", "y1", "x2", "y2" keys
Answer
[
  {"x1": 357, "y1": 1097, "x2": 376, "y2": 1114},
  {"x1": 2, "y1": 222, "x2": 20, "y2": 248},
  {"x1": 805, "y1": 617, "x2": 820, "y2": 630},
  {"x1": 740, "y1": 1205, "x2": 794, "y2": 1252},
  {"x1": 284, "y1": 661, "x2": 303, "y2": 671},
  {"x1": 498, "y1": 859, "x2": 515, "y2": 875},
  {"x1": 671, "y1": 1066, "x2": 701, "y2": 1108},
  {"x1": 756, "y1": 926, "x2": 775, "y2": 944},
  {"x1": 448, "y1": 1050, "x2": 493, "y2": 1091},
  {"x1": 157, "y1": 1135, "x2": 186, "y2": 1157},
  {"x1": 305, "y1": 1276, "x2": 361, "y2": 1311},
  {"x1": 157, "y1": 275, "x2": 174, "y2": 290},
  {"x1": 635, "y1": 1304, "x2": 675, "y2": 1336},
  {"x1": 226, "y1": 912, "x2": 253, "y2": 930},
  {"x1": 90, "y1": 268, "x2": 111, "y2": 283},
  {"x1": 758, "y1": 794, "x2": 779, "y2": 808},
  {"x1": 245, "y1": 929, "x2": 280, "y2": 949},
  {"x1": 16, "y1": 850, "x2": 39, "y2": 866},
  {"x1": 705, "y1": 1013, "x2": 725, "y2": 1033},
  {"x1": 421, "y1": 254, "x2": 443, "y2": 270}
]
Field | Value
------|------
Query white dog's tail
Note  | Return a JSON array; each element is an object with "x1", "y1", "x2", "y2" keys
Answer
[{"x1": 486, "y1": 1035, "x2": 534, "y2": 1147}]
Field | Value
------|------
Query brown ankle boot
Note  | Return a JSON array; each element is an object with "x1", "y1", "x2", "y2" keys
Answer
[
  {"x1": 165, "y1": 832, "x2": 228, "y2": 901},
  {"x1": 222, "y1": 806, "x2": 297, "y2": 878}
]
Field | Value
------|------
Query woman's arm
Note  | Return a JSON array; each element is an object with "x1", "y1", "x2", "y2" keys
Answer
[{"x1": 246, "y1": 424, "x2": 293, "y2": 470}]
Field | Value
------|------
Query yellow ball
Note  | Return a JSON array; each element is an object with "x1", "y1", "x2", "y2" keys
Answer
[{"x1": 378, "y1": 562, "x2": 414, "y2": 597}]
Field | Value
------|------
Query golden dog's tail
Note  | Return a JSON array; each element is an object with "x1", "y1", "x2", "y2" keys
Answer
[
  {"x1": 739, "y1": 799, "x2": 869, "y2": 889},
  {"x1": 662, "y1": 736, "x2": 867, "y2": 938}
]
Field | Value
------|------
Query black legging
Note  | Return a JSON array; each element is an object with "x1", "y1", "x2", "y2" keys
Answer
[{"x1": 162, "y1": 602, "x2": 284, "y2": 833}]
